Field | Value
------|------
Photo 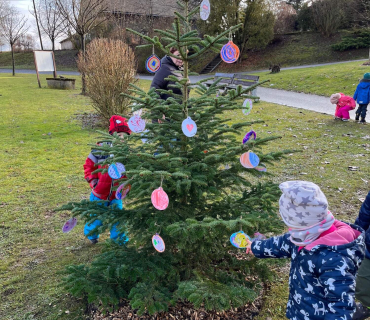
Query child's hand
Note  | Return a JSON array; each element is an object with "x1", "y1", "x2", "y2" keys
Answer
[{"x1": 245, "y1": 239, "x2": 254, "y2": 256}]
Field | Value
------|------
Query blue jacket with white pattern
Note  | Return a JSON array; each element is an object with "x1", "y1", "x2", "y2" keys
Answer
[{"x1": 251, "y1": 222, "x2": 365, "y2": 320}]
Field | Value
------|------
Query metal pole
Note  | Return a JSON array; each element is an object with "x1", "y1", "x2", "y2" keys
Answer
[{"x1": 32, "y1": 0, "x2": 44, "y2": 50}]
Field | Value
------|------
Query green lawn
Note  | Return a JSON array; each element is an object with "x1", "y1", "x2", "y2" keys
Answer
[
  {"x1": 1, "y1": 73, "x2": 369, "y2": 319},
  {"x1": 255, "y1": 60, "x2": 370, "y2": 97}
]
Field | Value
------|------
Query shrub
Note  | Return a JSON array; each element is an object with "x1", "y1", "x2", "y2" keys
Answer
[
  {"x1": 77, "y1": 38, "x2": 137, "y2": 122},
  {"x1": 331, "y1": 29, "x2": 370, "y2": 51},
  {"x1": 297, "y1": 3, "x2": 315, "y2": 31},
  {"x1": 311, "y1": 0, "x2": 344, "y2": 37}
]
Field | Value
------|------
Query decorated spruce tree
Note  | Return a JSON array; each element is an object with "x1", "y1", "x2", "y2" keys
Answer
[{"x1": 60, "y1": 0, "x2": 294, "y2": 314}]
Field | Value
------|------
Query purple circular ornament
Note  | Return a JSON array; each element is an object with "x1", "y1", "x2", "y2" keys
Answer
[
  {"x1": 242, "y1": 130, "x2": 257, "y2": 144},
  {"x1": 62, "y1": 217, "x2": 77, "y2": 233}
]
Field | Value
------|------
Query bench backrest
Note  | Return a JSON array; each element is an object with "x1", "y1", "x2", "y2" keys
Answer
[
  {"x1": 234, "y1": 74, "x2": 259, "y2": 81},
  {"x1": 233, "y1": 79, "x2": 258, "y2": 87},
  {"x1": 214, "y1": 73, "x2": 235, "y2": 84}
]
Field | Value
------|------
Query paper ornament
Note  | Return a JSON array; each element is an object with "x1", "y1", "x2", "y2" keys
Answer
[
  {"x1": 255, "y1": 165, "x2": 267, "y2": 172},
  {"x1": 62, "y1": 217, "x2": 77, "y2": 233},
  {"x1": 182, "y1": 117, "x2": 197, "y2": 137},
  {"x1": 242, "y1": 99, "x2": 253, "y2": 116},
  {"x1": 108, "y1": 162, "x2": 126, "y2": 180},
  {"x1": 253, "y1": 232, "x2": 266, "y2": 241},
  {"x1": 151, "y1": 187, "x2": 169, "y2": 210},
  {"x1": 242, "y1": 130, "x2": 257, "y2": 144},
  {"x1": 200, "y1": 0, "x2": 210, "y2": 20},
  {"x1": 220, "y1": 41, "x2": 240, "y2": 64},
  {"x1": 146, "y1": 54, "x2": 161, "y2": 73},
  {"x1": 240, "y1": 151, "x2": 260, "y2": 168},
  {"x1": 128, "y1": 115, "x2": 146, "y2": 133},
  {"x1": 116, "y1": 184, "x2": 131, "y2": 200},
  {"x1": 230, "y1": 231, "x2": 251, "y2": 249},
  {"x1": 152, "y1": 234, "x2": 165, "y2": 252}
]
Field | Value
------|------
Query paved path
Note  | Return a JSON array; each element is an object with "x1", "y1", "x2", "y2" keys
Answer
[{"x1": 1, "y1": 66, "x2": 368, "y2": 120}]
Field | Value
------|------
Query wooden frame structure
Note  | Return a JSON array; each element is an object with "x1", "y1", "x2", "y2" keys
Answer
[{"x1": 33, "y1": 50, "x2": 57, "y2": 88}]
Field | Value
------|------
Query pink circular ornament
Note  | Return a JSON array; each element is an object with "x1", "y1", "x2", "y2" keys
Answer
[
  {"x1": 151, "y1": 187, "x2": 169, "y2": 210},
  {"x1": 240, "y1": 151, "x2": 260, "y2": 168},
  {"x1": 182, "y1": 117, "x2": 197, "y2": 137},
  {"x1": 152, "y1": 234, "x2": 165, "y2": 252},
  {"x1": 128, "y1": 115, "x2": 146, "y2": 133},
  {"x1": 62, "y1": 217, "x2": 77, "y2": 233},
  {"x1": 116, "y1": 184, "x2": 131, "y2": 200}
]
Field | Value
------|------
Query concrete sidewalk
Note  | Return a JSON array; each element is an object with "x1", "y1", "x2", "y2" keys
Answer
[{"x1": 1, "y1": 68, "x2": 368, "y2": 121}]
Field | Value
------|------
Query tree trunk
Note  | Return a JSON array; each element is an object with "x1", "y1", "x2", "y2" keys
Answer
[
  {"x1": 81, "y1": 34, "x2": 86, "y2": 95},
  {"x1": 52, "y1": 38, "x2": 55, "y2": 52},
  {"x1": 11, "y1": 45, "x2": 15, "y2": 76}
]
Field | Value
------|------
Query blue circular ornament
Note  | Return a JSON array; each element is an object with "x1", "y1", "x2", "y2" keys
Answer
[
  {"x1": 146, "y1": 55, "x2": 161, "y2": 73},
  {"x1": 108, "y1": 163, "x2": 126, "y2": 179}
]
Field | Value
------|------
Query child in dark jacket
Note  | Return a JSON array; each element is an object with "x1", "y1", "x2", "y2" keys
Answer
[
  {"x1": 353, "y1": 73, "x2": 370, "y2": 124},
  {"x1": 245, "y1": 181, "x2": 365, "y2": 320},
  {"x1": 353, "y1": 191, "x2": 370, "y2": 320},
  {"x1": 83, "y1": 115, "x2": 131, "y2": 244}
]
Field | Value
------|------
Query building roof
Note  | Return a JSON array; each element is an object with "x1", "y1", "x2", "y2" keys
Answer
[
  {"x1": 59, "y1": 38, "x2": 72, "y2": 44},
  {"x1": 108, "y1": 0, "x2": 180, "y2": 17}
]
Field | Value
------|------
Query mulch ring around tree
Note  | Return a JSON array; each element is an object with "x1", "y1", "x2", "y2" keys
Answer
[{"x1": 89, "y1": 287, "x2": 265, "y2": 320}]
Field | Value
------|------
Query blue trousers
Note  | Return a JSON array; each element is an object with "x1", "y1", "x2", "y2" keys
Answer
[{"x1": 84, "y1": 192, "x2": 128, "y2": 243}]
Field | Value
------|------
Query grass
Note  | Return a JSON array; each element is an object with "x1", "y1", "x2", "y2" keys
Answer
[
  {"x1": 219, "y1": 31, "x2": 369, "y2": 73},
  {"x1": 1, "y1": 73, "x2": 369, "y2": 319},
  {"x1": 0, "y1": 50, "x2": 79, "y2": 71},
  {"x1": 254, "y1": 60, "x2": 370, "y2": 97}
]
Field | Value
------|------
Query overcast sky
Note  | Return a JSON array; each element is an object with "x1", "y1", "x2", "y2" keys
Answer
[{"x1": 3, "y1": 0, "x2": 62, "y2": 50}]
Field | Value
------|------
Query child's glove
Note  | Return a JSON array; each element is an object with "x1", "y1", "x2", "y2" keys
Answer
[
  {"x1": 89, "y1": 179, "x2": 98, "y2": 189},
  {"x1": 245, "y1": 238, "x2": 254, "y2": 256}
]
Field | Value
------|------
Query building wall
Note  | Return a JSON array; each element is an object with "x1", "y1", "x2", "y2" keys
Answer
[{"x1": 61, "y1": 41, "x2": 74, "y2": 50}]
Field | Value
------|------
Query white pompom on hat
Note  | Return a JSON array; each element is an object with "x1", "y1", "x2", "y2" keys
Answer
[{"x1": 330, "y1": 93, "x2": 341, "y2": 104}]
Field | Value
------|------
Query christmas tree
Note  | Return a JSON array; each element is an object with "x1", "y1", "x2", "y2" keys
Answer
[{"x1": 60, "y1": 0, "x2": 294, "y2": 314}]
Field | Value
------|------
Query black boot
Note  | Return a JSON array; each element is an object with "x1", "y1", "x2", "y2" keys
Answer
[
  {"x1": 355, "y1": 113, "x2": 360, "y2": 122},
  {"x1": 353, "y1": 302, "x2": 370, "y2": 320},
  {"x1": 360, "y1": 117, "x2": 367, "y2": 124}
]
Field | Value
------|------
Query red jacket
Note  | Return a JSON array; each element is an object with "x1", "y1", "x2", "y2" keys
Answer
[{"x1": 84, "y1": 142, "x2": 120, "y2": 201}]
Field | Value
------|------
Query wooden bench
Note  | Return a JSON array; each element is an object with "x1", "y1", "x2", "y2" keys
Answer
[
  {"x1": 227, "y1": 74, "x2": 259, "y2": 97},
  {"x1": 205, "y1": 73, "x2": 259, "y2": 97}
]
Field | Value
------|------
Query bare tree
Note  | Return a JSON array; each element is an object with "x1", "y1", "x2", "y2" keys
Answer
[
  {"x1": 31, "y1": 0, "x2": 64, "y2": 51},
  {"x1": 0, "y1": 6, "x2": 29, "y2": 76},
  {"x1": 56, "y1": 0, "x2": 109, "y2": 55},
  {"x1": 56, "y1": 0, "x2": 109, "y2": 93}
]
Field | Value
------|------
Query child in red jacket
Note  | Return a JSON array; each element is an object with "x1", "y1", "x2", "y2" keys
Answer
[
  {"x1": 83, "y1": 115, "x2": 131, "y2": 244},
  {"x1": 330, "y1": 92, "x2": 356, "y2": 121}
]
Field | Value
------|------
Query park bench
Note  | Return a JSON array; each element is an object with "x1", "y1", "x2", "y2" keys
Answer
[{"x1": 205, "y1": 73, "x2": 259, "y2": 97}]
